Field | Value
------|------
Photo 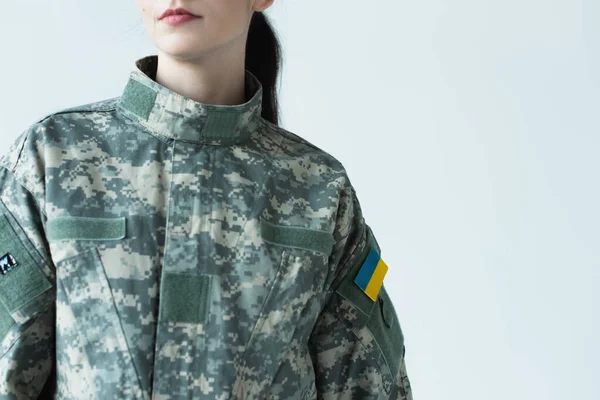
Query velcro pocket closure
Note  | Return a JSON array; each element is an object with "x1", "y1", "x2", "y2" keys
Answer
[
  {"x1": 260, "y1": 218, "x2": 335, "y2": 256},
  {"x1": 47, "y1": 215, "x2": 126, "y2": 241}
]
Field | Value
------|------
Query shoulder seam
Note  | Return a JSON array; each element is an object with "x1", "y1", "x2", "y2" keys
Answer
[
  {"x1": 260, "y1": 118, "x2": 323, "y2": 153},
  {"x1": 36, "y1": 98, "x2": 119, "y2": 124}
]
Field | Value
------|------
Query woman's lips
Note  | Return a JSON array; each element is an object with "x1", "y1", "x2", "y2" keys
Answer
[{"x1": 160, "y1": 14, "x2": 201, "y2": 25}]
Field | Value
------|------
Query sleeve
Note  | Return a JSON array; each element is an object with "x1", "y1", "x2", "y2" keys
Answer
[
  {"x1": 0, "y1": 128, "x2": 56, "y2": 399},
  {"x1": 307, "y1": 178, "x2": 413, "y2": 399}
]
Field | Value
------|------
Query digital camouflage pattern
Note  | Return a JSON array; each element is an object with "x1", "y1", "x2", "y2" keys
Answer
[{"x1": 0, "y1": 55, "x2": 413, "y2": 399}]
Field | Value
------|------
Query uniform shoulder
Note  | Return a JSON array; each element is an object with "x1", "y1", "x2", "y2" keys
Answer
[
  {"x1": 0, "y1": 96, "x2": 120, "y2": 178},
  {"x1": 260, "y1": 118, "x2": 348, "y2": 175},
  {"x1": 35, "y1": 96, "x2": 120, "y2": 124}
]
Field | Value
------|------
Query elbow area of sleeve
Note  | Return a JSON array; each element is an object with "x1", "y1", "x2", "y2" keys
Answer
[
  {"x1": 308, "y1": 299, "x2": 399, "y2": 399},
  {"x1": 0, "y1": 308, "x2": 55, "y2": 399},
  {"x1": 389, "y1": 354, "x2": 413, "y2": 400}
]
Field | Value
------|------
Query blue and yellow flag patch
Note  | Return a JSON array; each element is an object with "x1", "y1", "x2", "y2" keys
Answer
[{"x1": 354, "y1": 248, "x2": 388, "y2": 301}]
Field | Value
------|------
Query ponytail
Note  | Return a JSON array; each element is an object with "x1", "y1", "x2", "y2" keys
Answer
[{"x1": 246, "y1": 11, "x2": 282, "y2": 126}]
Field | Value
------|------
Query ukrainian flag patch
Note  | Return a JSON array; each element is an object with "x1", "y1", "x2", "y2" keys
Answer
[{"x1": 353, "y1": 248, "x2": 388, "y2": 301}]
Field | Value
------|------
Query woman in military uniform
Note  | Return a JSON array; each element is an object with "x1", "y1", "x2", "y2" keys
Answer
[{"x1": 0, "y1": 1, "x2": 413, "y2": 398}]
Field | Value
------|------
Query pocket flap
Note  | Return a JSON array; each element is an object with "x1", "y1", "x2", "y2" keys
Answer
[
  {"x1": 260, "y1": 218, "x2": 334, "y2": 256},
  {"x1": 47, "y1": 216, "x2": 126, "y2": 241}
]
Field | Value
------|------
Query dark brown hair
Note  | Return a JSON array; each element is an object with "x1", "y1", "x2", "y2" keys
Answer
[{"x1": 246, "y1": 11, "x2": 283, "y2": 126}]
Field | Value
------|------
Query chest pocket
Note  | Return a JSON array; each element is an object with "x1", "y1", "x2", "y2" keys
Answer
[
  {"x1": 47, "y1": 215, "x2": 145, "y2": 399},
  {"x1": 231, "y1": 218, "x2": 334, "y2": 399}
]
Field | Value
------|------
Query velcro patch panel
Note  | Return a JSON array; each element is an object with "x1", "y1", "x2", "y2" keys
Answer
[{"x1": 0, "y1": 213, "x2": 52, "y2": 337}]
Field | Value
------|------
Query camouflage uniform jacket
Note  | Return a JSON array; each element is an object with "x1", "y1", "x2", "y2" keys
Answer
[{"x1": 0, "y1": 55, "x2": 413, "y2": 400}]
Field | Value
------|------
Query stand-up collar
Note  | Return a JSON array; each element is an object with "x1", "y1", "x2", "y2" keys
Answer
[{"x1": 117, "y1": 55, "x2": 263, "y2": 145}]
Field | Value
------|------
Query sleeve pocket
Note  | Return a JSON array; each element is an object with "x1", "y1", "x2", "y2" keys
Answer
[
  {"x1": 331, "y1": 223, "x2": 406, "y2": 394},
  {"x1": 366, "y1": 283, "x2": 405, "y2": 383},
  {"x1": 0, "y1": 213, "x2": 53, "y2": 342}
]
